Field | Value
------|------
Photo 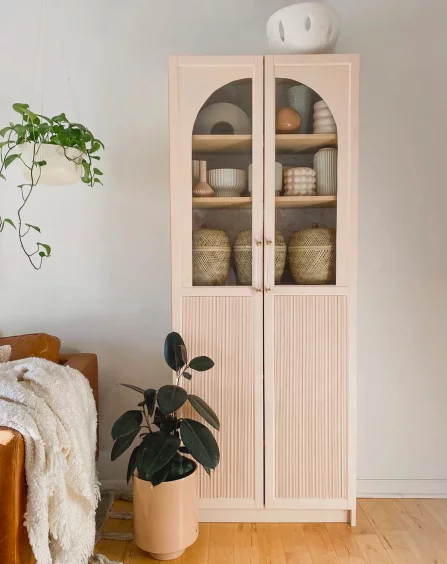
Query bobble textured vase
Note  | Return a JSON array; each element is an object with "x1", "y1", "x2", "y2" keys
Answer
[{"x1": 313, "y1": 148, "x2": 337, "y2": 195}]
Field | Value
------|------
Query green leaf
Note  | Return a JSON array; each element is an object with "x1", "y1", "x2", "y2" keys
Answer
[
  {"x1": 0, "y1": 141, "x2": 15, "y2": 148},
  {"x1": 157, "y1": 384, "x2": 187, "y2": 415},
  {"x1": 93, "y1": 168, "x2": 103, "y2": 175},
  {"x1": 189, "y1": 356, "x2": 214, "y2": 372},
  {"x1": 0, "y1": 126, "x2": 11, "y2": 137},
  {"x1": 52, "y1": 112, "x2": 68, "y2": 123},
  {"x1": 127, "y1": 444, "x2": 140, "y2": 483},
  {"x1": 37, "y1": 242, "x2": 51, "y2": 256},
  {"x1": 94, "y1": 178, "x2": 103, "y2": 185},
  {"x1": 159, "y1": 416, "x2": 177, "y2": 434},
  {"x1": 144, "y1": 388, "x2": 157, "y2": 417},
  {"x1": 203, "y1": 466, "x2": 211, "y2": 476},
  {"x1": 36, "y1": 160, "x2": 47, "y2": 167},
  {"x1": 39, "y1": 251, "x2": 45, "y2": 257},
  {"x1": 150, "y1": 464, "x2": 170, "y2": 486},
  {"x1": 111, "y1": 410, "x2": 142, "y2": 440},
  {"x1": 3, "y1": 218, "x2": 16, "y2": 229},
  {"x1": 137, "y1": 431, "x2": 180, "y2": 480},
  {"x1": 182, "y1": 372, "x2": 192, "y2": 381},
  {"x1": 90, "y1": 141, "x2": 101, "y2": 153},
  {"x1": 111, "y1": 427, "x2": 139, "y2": 461},
  {"x1": 164, "y1": 332, "x2": 186, "y2": 371},
  {"x1": 169, "y1": 454, "x2": 194, "y2": 480},
  {"x1": 25, "y1": 224, "x2": 41, "y2": 233},
  {"x1": 188, "y1": 395, "x2": 220, "y2": 431},
  {"x1": 180, "y1": 419, "x2": 220, "y2": 470},
  {"x1": 0, "y1": 173, "x2": 5, "y2": 181},
  {"x1": 12, "y1": 102, "x2": 29, "y2": 113},
  {"x1": 4, "y1": 153, "x2": 21, "y2": 168},
  {"x1": 119, "y1": 383, "x2": 145, "y2": 394}
]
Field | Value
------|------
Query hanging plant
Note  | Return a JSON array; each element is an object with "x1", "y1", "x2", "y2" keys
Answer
[{"x1": 0, "y1": 102, "x2": 104, "y2": 269}]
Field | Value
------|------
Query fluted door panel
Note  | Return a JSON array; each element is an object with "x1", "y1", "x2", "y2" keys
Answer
[
  {"x1": 274, "y1": 295, "x2": 348, "y2": 501},
  {"x1": 182, "y1": 296, "x2": 256, "y2": 501}
]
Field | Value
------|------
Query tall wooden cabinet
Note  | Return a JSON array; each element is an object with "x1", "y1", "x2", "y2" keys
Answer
[{"x1": 169, "y1": 55, "x2": 359, "y2": 524}]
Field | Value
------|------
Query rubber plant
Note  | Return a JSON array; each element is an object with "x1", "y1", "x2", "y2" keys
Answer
[
  {"x1": 111, "y1": 332, "x2": 220, "y2": 486},
  {"x1": 0, "y1": 102, "x2": 104, "y2": 270}
]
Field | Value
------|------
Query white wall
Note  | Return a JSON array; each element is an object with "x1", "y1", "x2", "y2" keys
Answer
[{"x1": 0, "y1": 0, "x2": 446, "y2": 494}]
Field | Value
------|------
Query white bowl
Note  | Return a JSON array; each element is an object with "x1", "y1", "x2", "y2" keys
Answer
[
  {"x1": 249, "y1": 162, "x2": 282, "y2": 195},
  {"x1": 194, "y1": 103, "x2": 251, "y2": 135},
  {"x1": 208, "y1": 169, "x2": 247, "y2": 197}
]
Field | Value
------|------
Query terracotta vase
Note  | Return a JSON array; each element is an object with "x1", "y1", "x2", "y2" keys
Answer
[
  {"x1": 193, "y1": 160, "x2": 214, "y2": 197},
  {"x1": 133, "y1": 467, "x2": 199, "y2": 560}
]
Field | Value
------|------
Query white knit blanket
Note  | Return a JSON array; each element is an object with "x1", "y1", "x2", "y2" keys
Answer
[{"x1": 0, "y1": 357, "x2": 100, "y2": 564}]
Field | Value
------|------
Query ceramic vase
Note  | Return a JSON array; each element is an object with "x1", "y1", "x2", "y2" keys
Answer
[
  {"x1": 267, "y1": 3, "x2": 340, "y2": 54},
  {"x1": 313, "y1": 148, "x2": 337, "y2": 195},
  {"x1": 192, "y1": 161, "x2": 214, "y2": 197},
  {"x1": 133, "y1": 468, "x2": 198, "y2": 560},
  {"x1": 288, "y1": 85, "x2": 314, "y2": 134}
]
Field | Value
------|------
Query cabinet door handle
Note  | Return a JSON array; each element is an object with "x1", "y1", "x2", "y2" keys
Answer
[
  {"x1": 256, "y1": 288, "x2": 262, "y2": 294},
  {"x1": 265, "y1": 287, "x2": 272, "y2": 293},
  {"x1": 265, "y1": 239, "x2": 272, "y2": 246}
]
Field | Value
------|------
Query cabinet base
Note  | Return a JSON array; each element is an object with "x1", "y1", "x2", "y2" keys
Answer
[{"x1": 199, "y1": 508, "x2": 350, "y2": 523}]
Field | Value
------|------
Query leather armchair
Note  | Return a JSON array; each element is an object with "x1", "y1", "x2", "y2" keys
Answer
[{"x1": 0, "y1": 353, "x2": 99, "y2": 564}]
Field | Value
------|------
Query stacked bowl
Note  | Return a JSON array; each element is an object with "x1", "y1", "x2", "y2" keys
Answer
[
  {"x1": 284, "y1": 167, "x2": 316, "y2": 196},
  {"x1": 313, "y1": 100, "x2": 336, "y2": 134},
  {"x1": 207, "y1": 169, "x2": 247, "y2": 197}
]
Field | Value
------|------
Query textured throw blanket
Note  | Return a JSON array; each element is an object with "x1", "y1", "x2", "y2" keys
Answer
[{"x1": 0, "y1": 357, "x2": 100, "y2": 564}]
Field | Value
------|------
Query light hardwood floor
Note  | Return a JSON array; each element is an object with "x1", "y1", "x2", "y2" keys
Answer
[{"x1": 95, "y1": 498, "x2": 447, "y2": 563}]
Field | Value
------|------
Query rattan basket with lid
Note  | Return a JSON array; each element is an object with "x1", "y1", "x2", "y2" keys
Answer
[
  {"x1": 234, "y1": 229, "x2": 286, "y2": 285},
  {"x1": 193, "y1": 229, "x2": 231, "y2": 286},
  {"x1": 288, "y1": 226, "x2": 336, "y2": 285}
]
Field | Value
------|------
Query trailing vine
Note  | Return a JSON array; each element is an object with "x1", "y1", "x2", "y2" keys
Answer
[{"x1": 0, "y1": 103, "x2": 104, "y2": 269}]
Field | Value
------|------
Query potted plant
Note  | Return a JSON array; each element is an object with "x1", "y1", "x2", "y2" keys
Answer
[
  {"x1": 111, "y1": 332, "x2": 220, "y2": 561},
  {"x1": 0, "y1": 102, "x2": 104, "y2": 269}
]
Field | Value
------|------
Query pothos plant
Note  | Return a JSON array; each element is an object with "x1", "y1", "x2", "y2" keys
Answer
[
  {"x1": 111, "y1": 332, "x2": 220, "y2": 486},
  {"x1": 0, "y1": 102, "x2": 104, "y2": 269}
]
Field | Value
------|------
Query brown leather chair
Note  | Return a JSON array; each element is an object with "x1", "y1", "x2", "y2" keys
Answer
[{"x1": 0, "y1": 351, "x2": 99, "y2": 564}]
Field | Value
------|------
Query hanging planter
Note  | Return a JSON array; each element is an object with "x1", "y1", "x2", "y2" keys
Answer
[
  {"x1": 0, "y1": 103, "x2": 104, "y2": 269},
  {"x1": 18, "y1": 143, "x2": 83, "y2": 186}
]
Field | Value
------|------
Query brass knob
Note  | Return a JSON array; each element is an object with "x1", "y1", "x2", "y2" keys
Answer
[
  {"x1": 255, "y1": 288, "x2": 262, "y2": 294},
  {"x1": 265, "y1": 239, "x2": 272, "y2": 246},
  {"x1": 266, "y1": 287, "x2": 272, "y2": 293},
  {"x1": 256, "y1": 240, "x2": 262, "y2": 247}
]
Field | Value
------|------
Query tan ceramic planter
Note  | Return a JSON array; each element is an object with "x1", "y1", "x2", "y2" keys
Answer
[{"x1": 133, "y1": 467, "x2": 199, "y2": 560}]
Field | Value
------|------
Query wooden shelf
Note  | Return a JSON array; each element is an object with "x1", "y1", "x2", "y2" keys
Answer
[
  {"x1": 276, "y1": 196, "x2": 337, "y2": 208},
  {"x1": 192, "y1": 196, "x2": 336, "y2": 210},
  {"x1": 192, "y1": 134, "x2": 337, "y2": 154},
  {"x1": 193, "y1": 197, "x2": 252, "y2": 210},
  {"x1": 275, "y1": 134, "x2": 337, "y2": 154},
  {"x1": 192, "y1": 135, "x2": 252, "y2": 153}
]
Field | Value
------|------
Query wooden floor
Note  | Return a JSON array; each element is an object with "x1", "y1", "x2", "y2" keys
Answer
[{"x1": 95, "y1": 498, "x2": 447, "y2": 563}]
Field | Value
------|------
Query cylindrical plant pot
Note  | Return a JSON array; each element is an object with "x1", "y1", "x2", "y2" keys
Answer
[
  {"x1": 287, "y1": 85, "x2": 314, "y2": 134},
  {"x1": 18, "y1": 143, "x2": 83, "y2": 186},
  {"x1": 313, "y1": 148, "x2": 337, "y2": 195},
  {"x1": 133, "y1": 466, "x2": 199, "y2": 560}
]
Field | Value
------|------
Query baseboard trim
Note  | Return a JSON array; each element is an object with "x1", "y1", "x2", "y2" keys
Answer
[
  {"x1": 357, "y1": 479, "x2": 447, "y2": 498},
  {"x1": 101, "y1": 479, "x2": 447, "y2": 500}
]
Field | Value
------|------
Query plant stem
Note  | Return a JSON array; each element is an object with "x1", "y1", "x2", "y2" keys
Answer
[{"x1": 142, "y1": 405, "x2": 153, "y2": 434}]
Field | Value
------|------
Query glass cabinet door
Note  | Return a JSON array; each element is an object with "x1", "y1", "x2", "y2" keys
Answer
[
  {"x1": 264, "y1": 55, "x2": 358, "y2": 290},
  {"x1": 170, "y1": 56, "x2": 264, "y2": 291}
]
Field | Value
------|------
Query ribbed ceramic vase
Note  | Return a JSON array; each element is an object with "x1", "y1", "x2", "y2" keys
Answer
[
  {"x1": 313, "y1": 148, "x2": 337, "y2": 195},
  {"x1": 133, "y1": 467, "x2": 199, "y2": 560},
  {"x1": 287, "y1": 85, "x2": 314, "y2": 133}
]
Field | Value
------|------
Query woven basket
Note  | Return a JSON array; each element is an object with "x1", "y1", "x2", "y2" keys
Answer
[
  {"x1": 288, "y1": 227, "x2": 336, "y2": 284},
  {"x1": 234, "y1": 229, "x2": 286, "y2": 285},
  {"x1": 193, "y1": 229, "x2": 231, "y2": 286}
]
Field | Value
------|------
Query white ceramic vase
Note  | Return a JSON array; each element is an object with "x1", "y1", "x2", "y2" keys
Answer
[
  {"x1": 287, "y1": 85, "x2": 314, "y2": 133},
  {"x1": 267, "y1": 3, "x2": 340, "y2": 54},
  {"x1": 18, "y1": 143, "x2": 83, "y2": 186},
  {"x1": 208, "y1": 168, "x2": 247, "y2": 197},
  {"x1": 313, "y1": 148, "x2": 337, "y2": 195}
]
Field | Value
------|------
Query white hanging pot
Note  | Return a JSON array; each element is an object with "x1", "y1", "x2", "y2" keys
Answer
[
  {"x1": 267, "y1": 3, "x2": 340, "y2": 54},
  {"x1": 18, "y1": 143, "x2": 84, "y2": 186}
]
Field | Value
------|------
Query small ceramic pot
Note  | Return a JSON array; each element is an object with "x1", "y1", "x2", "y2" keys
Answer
[{"x1": 133, "y1": 467, "x2": 199, "y2": 560}]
